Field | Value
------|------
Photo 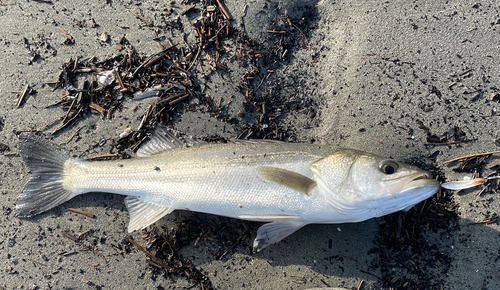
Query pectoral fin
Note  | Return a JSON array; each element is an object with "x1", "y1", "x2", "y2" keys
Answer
[
  {"x1": 125, "y1": 196, "x2": 174, "y2": 232},
  {"x1": 253, "y1": 220, "x2": 307, "y2": 252},
  {"x1": 257, "y1": 166, "x2": 316, "y2": 196}
]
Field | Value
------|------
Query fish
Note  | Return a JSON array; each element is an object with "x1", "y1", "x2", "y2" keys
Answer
[{"x1": 15, "y1": 127, "x2": 440, "y2": 251}]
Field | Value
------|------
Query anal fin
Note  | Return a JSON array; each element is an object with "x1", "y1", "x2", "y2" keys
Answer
[
  {"x1": 125, "y1": 196, "x2": 174, "y2": 232},
  {"x1": 253, "y1": 220, "x2": 307, "y2": 252}
]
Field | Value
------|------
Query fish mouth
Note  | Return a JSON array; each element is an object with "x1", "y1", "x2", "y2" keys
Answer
[{"x1": 400, "y1": 173, "x2": 440, "y2": 192}]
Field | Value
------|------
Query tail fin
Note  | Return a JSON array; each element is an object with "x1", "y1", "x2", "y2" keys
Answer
[{"x1": 16, "y1": 133, "x2": 76, "y2": 217}]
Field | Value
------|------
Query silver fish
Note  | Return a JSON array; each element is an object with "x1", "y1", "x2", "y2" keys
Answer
[{"x1": 16, "y1": 128, "x2": 440, "y2": 251}]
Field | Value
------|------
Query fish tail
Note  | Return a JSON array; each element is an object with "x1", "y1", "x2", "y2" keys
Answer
[{"x1": 15, "y1": 133, "x2": 77, "y2": 217}]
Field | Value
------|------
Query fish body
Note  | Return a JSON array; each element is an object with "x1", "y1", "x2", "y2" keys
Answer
[{"x1": 16, "y1": 128, "x2": 440, "y2": 251}]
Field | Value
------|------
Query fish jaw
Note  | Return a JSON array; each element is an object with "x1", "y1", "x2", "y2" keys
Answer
[{"x1": 399, "y1": 179, "x2": 441, "y2": 211}]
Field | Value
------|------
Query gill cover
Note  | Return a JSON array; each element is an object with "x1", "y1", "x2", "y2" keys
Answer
[{"x1": 310, "y1": 149, "x2": 438, "y2": 218}]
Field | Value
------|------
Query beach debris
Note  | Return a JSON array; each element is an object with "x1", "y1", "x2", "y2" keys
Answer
[
  {"x1": 423, "y1": 125, "x2": 471, "y2": 146},
  {"x1": 15, "y1": 84, "x2": 32, "y2": 107},
  {"x1": 443, "y1": 150, "x2": 500, "y2": 165},
  {"x1": 0, "y1": 142, "x2": 9, "y2": 152},
  {"x1": 57, "y1": 27, "x2": 74, "y2": 44},
  {"x1": 441, "y1": 177, "x2": 487, "y2": 190},
  {"x1": 67, "y1": 208, "x2": 95, "y2": 218},
  {"x1": 99, "y1": 32, "x2": 109, "y2": 42},
  {"x1": 119, "y1": 126, "x2": 133, "y2": 138},
  {"x1": 97, "y1": 70, "x2": 115, "y2": 86},
  {"x1": 133, "y1": 85, "x2": 179, "y2": 100},
  {"x1": 128, "y1": 225, "x2": 215, "y2": 289},
  {"x1": 442, "y1": 176, "x2": 500, "y2": 190}
]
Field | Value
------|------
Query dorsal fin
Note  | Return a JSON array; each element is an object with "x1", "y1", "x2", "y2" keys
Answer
[{"x1": 136, "y1": 126, "x2": 205, "y2": 157}]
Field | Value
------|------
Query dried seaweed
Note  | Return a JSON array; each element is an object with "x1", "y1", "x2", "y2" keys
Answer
[{"x1": 374, "y1": 165, "x2": 458, "y2": 290}]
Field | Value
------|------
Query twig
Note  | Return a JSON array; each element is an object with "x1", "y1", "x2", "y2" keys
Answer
[
  {"x1": 187, "y1": 46, "x2": 201, "y2": 71},
  {"x1": 61, "y1": 231, "x2": 80, "y2": 242},
  {"x1": 64, "y1": 125, "x2": 86, "y2": 144},
  {"x1": 216, "y1": 0, "x2": 231, "y2": 20},
  {"x1": 16, "y1": 84, "x2": 30, "y2": 107},
  {"x1": 459, "y1": 68, "x2": 473, "y2": 76},
  {"x1": 357, "y1": 280, "x2": 364, "y2": 290},
  {"x1": 57, "y1": 27, "x2": 75, "y2": 43},
  {"x1": 424, "y1": 141, "x2": 466, "y2": 146},
  {"x1": 129, "y1": 238, "x2": 170, "y2": 272},
  {"x1": 267, "y1": 30, "x2": 287, "y2": 34},
  {"x1": 89, "y1": 102, "x2": 106, "y2": 115},
  {"x1": 61, "y1": 98, "x2": 76, "y2": 124},
  {"x1": 127, "y1": 9, "x2": 152, "y2": 26},
  {"x1": 40, "y1": 116, "x2": 63, "y2": 132},
  {"x1": 68, "y1": 208, "x2": 95, "y2": 218},
  {"x1": 469, "y1": 218, "x2": 498, "y2": 225},
  {"x1": 114, "y1": 70, "x2": 125, "y2": 91},
  {"x1": 443, "y1": 151, "x2": 500, "y2": 164},
  {"x1": 132, "y1": 44, "x2": 178, "y2": 76},
  {"x1": 476, "y1": 185, "x2": 489, "y2": 197},
  {"x1": 52, "y1": 107, "x2": 83, "y2": 135}
]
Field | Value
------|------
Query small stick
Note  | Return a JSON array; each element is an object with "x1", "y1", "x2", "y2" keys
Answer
[
  {"x1": 129, "y1": 238, "x2": 170, "y2": 271},
  {"x1": 61, "y1": 231, "x2": 79, "y2": 242},
  {"x1": 40, "y1": 116, "x2": 62, "y2": 131},
  {"x1": 476, "y1": 185, "x2": 489, "y2": 197},
  {"x1": 169, "y1": 94, "x2": 190, "y2": 106},
  {"x1": 424, "y1": 141, "x2": 466, "y2": 146},
  {"x1": 25, "y1": 258, "x2": 47, "y2": 266},
  {"x1": 459, "y1": 68, "x2": 473, "y2": 76},
  {"x1": 443, "y1": 151, "x2": 500, "y2": 165},
  {"x1": 16, "y1": 84, "x2": 30, "y2": 107},
  {"x1": 61, "y1": 98, "x2": 76, "y2": 124},
  {"x1": 68, "y1": 208, "x2": 95, "y2": 218},
  {"x1": 89, "y1": 102, "x2": 106, "y2": 115},
  {"x1": 469, "y1": 218, "x2": 498, "y2": 225},
  {"x1": 357, "y1": 280, "x2": 364, "y2": 290},
  {"x1": 187, "y1": 46, "x2": 201, "y2": 71},
  {"x1": 216, "y1": 0, "x2": 231, "y2": 20},
  {"x1": 64, "y1": 125, "x2": 86, "y2": 144},
  {"x1": 132, "y1": 44, "x2": 178, "y2": 76},
  {"x1": 57, "y1": 27, "x2": 75, "y2": 43},
  {"x1": 74, "y1": 68, "x2": 93, "y2": 73},
  {"x1": 267, "y1": 30, "x2": 287, "y2": 34},
  {"x1": 52, "y1": 108, "x2": 82, "y2": 135},
  {"x1": 492, "y1": 269, "x2": 500, "y2": 279},
  {"x1": 180, "y1": 4, "x2": 196, "y2": 15},
  {"x1": 127, "y1": 9, "x2": 151, "y2": 26},
  {"x1": 93, "y1": 248, "x2": 108, "y2": 265},
  {"x1": 114, "y1": 70, "x2": 125, "y2": 90},
  {"x1": 79, "y1": 229, "x2": 91, "y2": 239}
]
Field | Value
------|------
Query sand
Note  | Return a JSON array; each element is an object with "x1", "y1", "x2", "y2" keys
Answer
[{"x1": 1, "y1": 0, "x2": 500, "y2": 289}]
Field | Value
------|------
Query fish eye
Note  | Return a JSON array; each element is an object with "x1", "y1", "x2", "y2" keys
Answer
[{"x1": 380, "y1": 160, "x2": 398, "y2": 174}]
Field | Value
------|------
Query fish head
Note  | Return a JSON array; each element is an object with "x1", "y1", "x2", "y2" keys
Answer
[{"x1": 311, "y1": 149, "x2": 440, "y2": 219}]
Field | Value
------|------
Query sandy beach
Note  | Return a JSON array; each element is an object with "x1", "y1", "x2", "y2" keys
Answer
[{"x1": 1, "y1": 1, "x2": 500, "y2": 289}]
